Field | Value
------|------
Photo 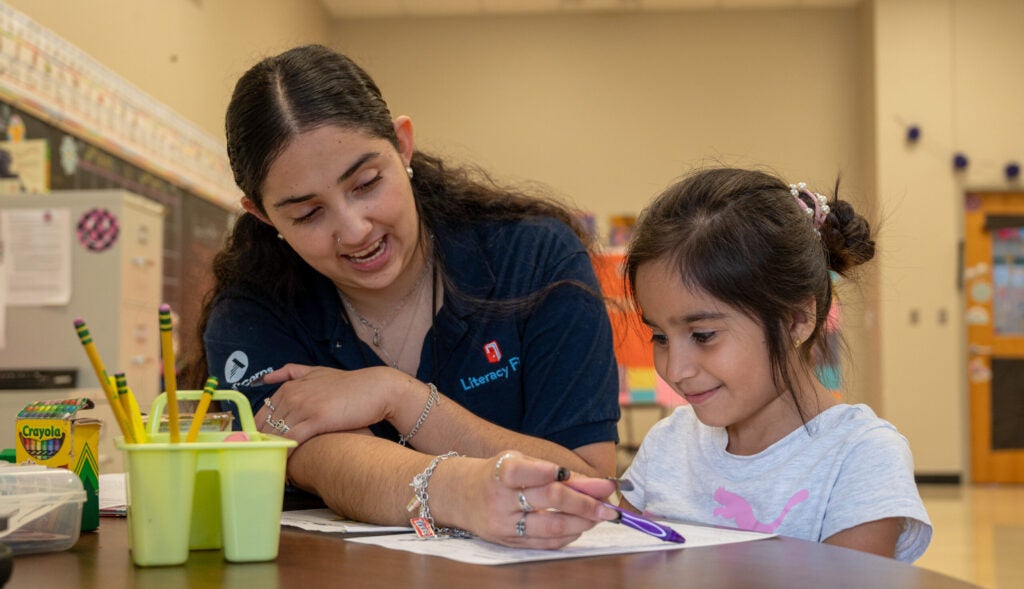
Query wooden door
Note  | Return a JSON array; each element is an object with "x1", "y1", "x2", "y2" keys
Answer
[{"x1": 964, "y1": 191, "x2": 1024, "y2": 482}]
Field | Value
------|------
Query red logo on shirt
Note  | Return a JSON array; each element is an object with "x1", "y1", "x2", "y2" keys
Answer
[{"x1": 483, "y1": 341, "x2": 502, "y2": 363}]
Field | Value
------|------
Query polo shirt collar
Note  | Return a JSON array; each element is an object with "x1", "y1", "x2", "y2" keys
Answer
[{"x1": 295, "y1": 222, "x2": 498, "y2": 342}]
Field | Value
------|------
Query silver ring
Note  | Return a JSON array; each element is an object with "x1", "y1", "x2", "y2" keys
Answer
[
  {"x1": 494, "y1": 452, "x2": 514, "y2": 482},
  {"x1": 263, "y1": 397, "x2": 276, "y2": 413},
  {"x1": 515, "y1": 514, "x2": 527, "y2": 537},
  {"x1": 517, "y1": 490, "x2": 534, "y2": 513},
  {"x1": 269, "y1": 418, "x2": 290, "y2": 434}
]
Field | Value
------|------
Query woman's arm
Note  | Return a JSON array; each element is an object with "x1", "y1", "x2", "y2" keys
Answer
[
  {"x1": 258, "y1": 365, "x2": 616, "y2": 476},
  {"x1": 390, "y1": 375, "x2": 616, "y2": 476},
  {"x1": 393, "y1": 374, "x2": 614, "y2": 477},
  {"x1": 287, "y1": 433, "x2": 618, "y2": 547}
]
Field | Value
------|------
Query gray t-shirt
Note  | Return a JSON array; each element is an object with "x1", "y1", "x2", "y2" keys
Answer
[{"x1": 620, "y1": 403, "x2": 932, "y2": 562}]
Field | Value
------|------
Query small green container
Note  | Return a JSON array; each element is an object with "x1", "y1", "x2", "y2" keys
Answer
[{"x1": 115, "y1": 390, "x2": 295, "y2": 567}]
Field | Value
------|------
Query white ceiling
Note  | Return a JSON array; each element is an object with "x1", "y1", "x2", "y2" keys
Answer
[{"x1": 319, "y1": 0, "x2": 861, "y2": 19}]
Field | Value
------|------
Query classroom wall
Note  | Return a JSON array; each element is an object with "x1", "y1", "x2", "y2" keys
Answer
[
  {"x1": 10, "y1": 0, "x2": 1024, "y2": 477},
  {"x1": 333, "y1": 1, "x2": 1024, "y2": 477},
  {"x1": 333, "y1": 6, "x2": 880, "y2": 418},
  {"x1": 872, "y1": 0, "x2": 1024, "y2": 475},
  {"x1": 331, "y1": 7, "x2": 881, "y2": 429},
  {"x1": 4, "y1": 0, "x2": 333, "y2": 139},
  {"x1": 334, "y1": 10, "x2": 870, "y2": 240}
]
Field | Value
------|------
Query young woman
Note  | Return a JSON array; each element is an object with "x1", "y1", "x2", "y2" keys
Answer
[{"x1": 192, "y1": 45, "x2": 621, "y2": 548}]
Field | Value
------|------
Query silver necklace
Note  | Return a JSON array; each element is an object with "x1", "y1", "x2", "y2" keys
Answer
[{"x1": 340, "y1": 259, "x2": 432, "y2": 357}]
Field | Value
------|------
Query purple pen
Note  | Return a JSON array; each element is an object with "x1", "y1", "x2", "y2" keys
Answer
[
  {"x1": 607, "y1": 504, "x2": 686, "y2": 543},
  {"x1": 571, "y1": 482, "x2": 685, "y2": 543}
]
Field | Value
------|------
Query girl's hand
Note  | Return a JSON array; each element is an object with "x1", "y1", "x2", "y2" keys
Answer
[
  {"x1": 440, "y1": 451, "x2": 620, "y2": 549},
  {"x1": 254, "y1": 363, "x2": 399, "y2": 444}
]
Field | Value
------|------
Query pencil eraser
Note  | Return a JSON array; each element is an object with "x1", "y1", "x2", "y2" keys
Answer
[
  {"x1": 223, "y1": 432, "x2": 251, "y2": 442},
  {"x1": 159, "y1": 303, "x2": 171, "y2": 313},
  {"x1": 73, "y1": 318, "x2": 84, "y2": 326}
]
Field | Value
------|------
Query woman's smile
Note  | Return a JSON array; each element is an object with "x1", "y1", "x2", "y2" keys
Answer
[{"x1": 343, "y1": 235, "x2": 389, "y2": 270}]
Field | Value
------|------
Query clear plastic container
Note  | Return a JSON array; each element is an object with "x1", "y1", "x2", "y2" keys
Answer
[{"x1": 0, "y1": 463, "x2": 86, "y2": 554}]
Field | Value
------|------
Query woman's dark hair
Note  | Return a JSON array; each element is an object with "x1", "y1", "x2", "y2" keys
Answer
[
  {"x1": 181, "y1": 45, "x2": 594, "y2": 387},
  {"x1": 623, "y1": 167, "x2": 875, "y2": 421}
]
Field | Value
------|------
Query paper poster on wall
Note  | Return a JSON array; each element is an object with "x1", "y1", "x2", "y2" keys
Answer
[
  {"x1": 0, "y1": 208, "x2": 71, "y2": 305},
  {"x1": 0, "y1": 138, "x2": 49, "y2": 193}
]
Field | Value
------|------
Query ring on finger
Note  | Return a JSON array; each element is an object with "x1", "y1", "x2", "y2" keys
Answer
[
  {"x1": 269, "y1": 418, "x2": 290, "y2": 434},
  {"x1": 263, "y1": 397, "x2": 276, "y2": 413},
  {"x1": 515, "y1": 514, "x2": 527, "y2": 538},
  {"x1": 517, "y1": 490, "x2": 534, "y2": 513},
  {"x1": 494, "y1": 452, "x2": 514, "y2": 482}
]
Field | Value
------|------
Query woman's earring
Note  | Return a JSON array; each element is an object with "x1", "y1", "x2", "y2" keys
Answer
[
  {"x1": 794, "y1": 338, "x2": 803, "y2": 349},
  {"x1": 277, "y1": 233, "x2": 284, "y2": 240},
  {"x1": 406, "y1": 166, "x2": 414, "y2": 179}
]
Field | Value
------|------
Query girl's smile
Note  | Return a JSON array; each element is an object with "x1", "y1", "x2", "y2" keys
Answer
[{"x1": 635, "y1": 258, "x2": 815, "y2": 455}]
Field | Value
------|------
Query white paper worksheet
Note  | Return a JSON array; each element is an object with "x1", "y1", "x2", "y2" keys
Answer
[
  {"x1": 345, "y1": 520, "x2": 775, "y2": 565},
  {"x1": 280, "y1": 508, "x2": 412, "y2": 534}
]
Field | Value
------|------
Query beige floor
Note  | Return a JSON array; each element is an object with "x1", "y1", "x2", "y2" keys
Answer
[{"x1": 916, "y1": 484, "x2": 1024, "y2": 589}]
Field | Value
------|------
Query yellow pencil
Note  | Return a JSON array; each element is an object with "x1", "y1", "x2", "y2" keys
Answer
[
  {"x1": 186, "y1": 376, "x2": 218, "y2": 443},
  {"x1": 159, "y1": 304, "x2": 181, "y2": 443},
  {"x1": 123, "y1": 385, "x2": 148, "y2": 444},
  {"x1": 74, "y1": 318, "x2": 135, "y2": 443},
  {"x1": 113, "y1": 373, "x2": 148, "y2": 444}
]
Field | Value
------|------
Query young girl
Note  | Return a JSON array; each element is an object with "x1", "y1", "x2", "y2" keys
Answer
[{"x1": 618, "y1": 168, "x2": 932, "y2": 562}]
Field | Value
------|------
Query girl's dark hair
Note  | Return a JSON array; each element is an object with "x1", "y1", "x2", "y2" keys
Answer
[
  {"x1": 623, "y1": 167, "x2": 875, "y2": 422},
  {"x1": 181, "y1": 45, "x2": 594, "y2": 387}
]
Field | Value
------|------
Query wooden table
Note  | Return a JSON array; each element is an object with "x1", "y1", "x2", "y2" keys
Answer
[{"x1": 5, "y1": 517, "x2": 977, "y2": 589}]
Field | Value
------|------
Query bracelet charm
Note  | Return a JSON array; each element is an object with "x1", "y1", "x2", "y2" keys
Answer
[{"x1": 407, "y1": 451, "x2": 473, "y2": 539}]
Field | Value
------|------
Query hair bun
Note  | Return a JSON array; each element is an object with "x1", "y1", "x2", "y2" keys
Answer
[{"x1": 821, "y1": 199, "x2": 875, "y2": 275}]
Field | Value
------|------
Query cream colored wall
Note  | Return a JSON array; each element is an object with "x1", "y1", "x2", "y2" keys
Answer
[
  {"x1": 874, "y1": 0, "x2": 961, "y2": 476},
  {"x1": 333, "y1": 9, "x2": 880, "y2": 416},
  {"x1": 334, "y1": 10, "x2": 868, "y2": 236},
  {"x1": 4, "y1": 0, "x2": 333, "y2": 139},
  {"x1": 15, "y1": 0, "x2": 1024, "y2": 477},
  {"x1": 873, "y1": 0, "x2": 1024, "y2": 476}
]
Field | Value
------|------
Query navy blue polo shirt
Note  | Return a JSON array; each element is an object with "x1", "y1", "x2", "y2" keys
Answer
[{"x1": 203, "y1": 217, "x2": 620, "y2": 449}]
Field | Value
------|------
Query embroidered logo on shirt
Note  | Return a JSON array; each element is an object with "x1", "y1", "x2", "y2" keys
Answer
[
  {"x1": 712, "y1": 487, "x2": 809, "y2": 533},
  {"x1": 224, "y1": 350, "x2": 250, "y2": 384},
  {"x1": 232, "y1": 366, "x2": 274, "y2": 390},
  {"x1": 460, "y1": 356, "x2": 520, "y2": 391},
  {"x1": 483, "y1": 340, "x2": 502, "y2": 363}
]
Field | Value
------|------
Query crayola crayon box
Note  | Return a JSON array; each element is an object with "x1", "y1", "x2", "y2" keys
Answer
[{"x1": 15, "y1": 398, "x2": 101, "y2": 531}]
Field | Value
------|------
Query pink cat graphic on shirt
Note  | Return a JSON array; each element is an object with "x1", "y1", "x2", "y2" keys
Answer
[{"x1": 713, "y1": 487, "x2": 809, "y2": 533}]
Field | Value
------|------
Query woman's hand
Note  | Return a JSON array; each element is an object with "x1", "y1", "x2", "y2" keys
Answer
[
  {"x1": 254, "y1": 363, "x2": 402, "y2": 444},
  {"x1": 433, "y1": 450, "x2": 620, "y2": 549}
]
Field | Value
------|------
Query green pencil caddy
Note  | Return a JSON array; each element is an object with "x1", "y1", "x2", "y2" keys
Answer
[{"x1": 115, "y1": 389, "x2": 296, "y2": 567}]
